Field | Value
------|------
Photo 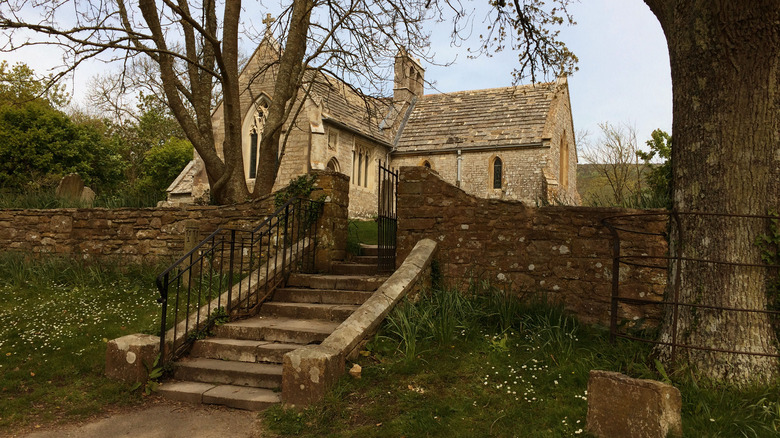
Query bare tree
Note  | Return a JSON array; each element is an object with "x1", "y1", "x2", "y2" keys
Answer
[
  {"x1": 0, "y1": 0, "x2": 577, "y2": 203},
  {"x1": 580, "y1": 122, "x2": 644, "y2": 206}
]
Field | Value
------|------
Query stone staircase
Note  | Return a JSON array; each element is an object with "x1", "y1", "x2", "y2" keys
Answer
[{"x1": 158, "y1": 247, "x2": 384, "y2": 411}]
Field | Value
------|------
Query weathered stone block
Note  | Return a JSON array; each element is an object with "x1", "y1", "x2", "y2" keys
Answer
[
  {"x1": 282, "y1": 345, "x2": 344, "y2": 407},
  {"x1": 586, "y1": 370, "x2": 682, "y2": 438},
  {"x1": 105, "y1": 333, "x2": 160, "y2": 384}
]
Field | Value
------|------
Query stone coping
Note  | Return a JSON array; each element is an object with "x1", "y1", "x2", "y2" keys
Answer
[
  {"x1": 321, "y1": 238, "x2": 437, "y2": 357},
  {"x1": 282, "y1": 238, "x2": 438, "y2": 406}
]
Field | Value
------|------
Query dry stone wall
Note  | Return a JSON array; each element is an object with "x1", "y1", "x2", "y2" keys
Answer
[
  {"x1": 0, "y1": 194, "x2": 278, "y2": 262},
  {"x1": 396, "y1": 166, "x2": 668, "y2": 326}
]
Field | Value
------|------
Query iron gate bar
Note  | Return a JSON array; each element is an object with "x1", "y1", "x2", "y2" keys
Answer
[
  {"x1": 602, "y1": 210, "x2": 780, "y2": 364},
  {"x1": 377, "y1": 160, "x2": 398, "y2": 272}
]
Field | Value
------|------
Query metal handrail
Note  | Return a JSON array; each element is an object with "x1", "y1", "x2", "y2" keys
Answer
[{"x1": 155, "y1": 196, "x2": 323, "y2": 365}]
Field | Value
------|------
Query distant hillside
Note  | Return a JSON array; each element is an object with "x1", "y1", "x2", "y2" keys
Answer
[{"x1": 576, "y1": 163, "x2": 651, "y2": 206}]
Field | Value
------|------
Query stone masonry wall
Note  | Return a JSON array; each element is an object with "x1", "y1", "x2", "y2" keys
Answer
[
  {"x1": 0, "y1": 173, "x2": 347, "y2": 263},
  {"x1": 396, "y1": 167, "x2": 668, "y2": 326},
  {"x1": 0, "y1": 195, "x2": 276, "y2": 262},
  {"x1": 392, "y1": 147, "x2": 552, "y2": 205}
]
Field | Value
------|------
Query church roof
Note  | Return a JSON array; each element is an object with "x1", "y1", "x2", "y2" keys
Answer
[
  {"x1": 308, "y1": 77, "x2": 395, "y2": 145},
  {"x1": 394, "y1": 82, "x2": 556, "y2": 153}
]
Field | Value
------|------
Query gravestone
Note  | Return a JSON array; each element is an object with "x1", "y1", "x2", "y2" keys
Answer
[
  {"x1": 80, "y1": 186, "x2": 96, "y2": 205},
  {"x1": 587, "y1": 370, "x2": 682, "y2": 438},
  {"x1": 56, "y1": 173, "x2": 84, "y2": 200}
]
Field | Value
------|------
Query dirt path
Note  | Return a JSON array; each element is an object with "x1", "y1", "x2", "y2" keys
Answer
[{"x1": 10, "y1": 400, "x2": 266, "y2": 438}]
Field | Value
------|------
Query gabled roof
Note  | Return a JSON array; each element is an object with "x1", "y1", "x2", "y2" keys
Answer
[
  {"x1": 307, "y1": 76, "x2": 395, "y2": 145},
  {"x1": 394, "y1": 82, "x2": 556, "y2": 153}
]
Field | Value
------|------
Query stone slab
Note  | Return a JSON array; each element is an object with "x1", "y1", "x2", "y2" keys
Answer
[
  {"x1": 158, "y1": 381, "x2": 216, "y2": 404},
  {"x1": 174, "y1": 358, "x2": 282, "y2": 388},
  {"x1": 202, "y1": 385, "x2": 281, "y2": 411},
  {"x1": 586, "y1": 370, "x2": 682, "y2": 438},
  {"x1": 260, "y1": 302, "x2": 359, "y2": 321},
  {"x1": 273, "y1": 288, "x2": 373, "y2": 305},
  {"x1": 214, "y1": 316, "x2": 340, "y2": 344}
]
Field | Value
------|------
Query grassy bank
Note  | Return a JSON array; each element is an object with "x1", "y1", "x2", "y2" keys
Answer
[
  {"x1": 264, "y1": 286, "x2": 780, "y2": 437},
  {"x1": 0, "y1": 254, "x2": 163, "y2": 431}
]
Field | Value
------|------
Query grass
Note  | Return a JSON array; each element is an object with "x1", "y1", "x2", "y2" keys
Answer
[
  {"x1": 347, "y1": 219, "x2": 378, "y2": 255},
  {"x1": 0, "y1": 253, "x2": 164, "y2": 431},
  {"x1": 264, "y1": 285, "x2": 780, "y2": 437}
]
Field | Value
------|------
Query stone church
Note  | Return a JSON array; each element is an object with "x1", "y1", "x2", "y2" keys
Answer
[{"x1": 166, "y1": 37, "x2": 580, "y2": 217}]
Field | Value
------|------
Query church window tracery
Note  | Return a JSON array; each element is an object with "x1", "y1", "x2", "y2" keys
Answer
[{"x1": 248, "y1": 99, "x2": 269, "y2": 179}]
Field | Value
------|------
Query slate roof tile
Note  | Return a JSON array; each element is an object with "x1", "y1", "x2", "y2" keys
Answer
[{"x1": 395, "y1": 82, "x2": 555, "y2": 152}]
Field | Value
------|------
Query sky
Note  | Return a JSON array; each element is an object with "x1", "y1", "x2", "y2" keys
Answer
[
  {"x1": 2, "y1": 0, "x2": 672, "y2": 157},
  {"x1": 423, "y1": 0, "x2": 672, "y2": 152}
]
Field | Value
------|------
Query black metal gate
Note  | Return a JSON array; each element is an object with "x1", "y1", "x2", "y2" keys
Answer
[{"x1": 377, "y1": 160, "x2": 398, "y2": 272}]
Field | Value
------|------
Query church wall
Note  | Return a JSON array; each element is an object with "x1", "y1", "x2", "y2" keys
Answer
[
  {"x1": 274, "y1": 118, "x2": 313, "y2": 190},
  {"x1": 396, "y1": 166, "x2": 668, "y2": 326},
  {"x1": 542, "y1": 81, "x2": 580, "y2": 204},
  {"x1": 347, "y1": 134, "x2": 390, "y2": 219},
  {"x1": 392, "y1": 147, "x2": 551, "y2": 205}
]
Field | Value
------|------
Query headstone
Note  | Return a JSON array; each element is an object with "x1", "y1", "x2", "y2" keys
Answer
[
  {"x1": 55, "y1": 173, "x2": 85, "y2": 200},
  {"x1": 80, "y1": 186, "x2": 96, "y2": 205},
  {"x1": 587, "y1": 370, "x2": 682, "y2": 438},
  {"x1": 184, "y1": 220, "x2": 200, "y2": 254}
]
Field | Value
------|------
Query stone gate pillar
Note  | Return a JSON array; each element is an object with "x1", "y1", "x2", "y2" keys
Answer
[{"x1": 310, "y1": 170, "x2": 349, "y2": 273}]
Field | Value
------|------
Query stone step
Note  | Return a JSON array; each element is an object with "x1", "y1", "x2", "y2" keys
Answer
[
  {"x1": 273, "y1": 288, "x2": 373, "y2": 305},
  {"x1": 190, "y1": 338, "x2": 300, "y2": 363},
  {"x1": 214, "y1": 315, "x2": 340, "y2": 344},
  {"x1": 350, "y1": 255, "x2": 377, "y2": 265},
  {"x1": 173, "y1": 358, "x2": 282, "y2": 388},
  {"x1": 159, "y1": 381, "x2": 281, "y2": 411},
  {"x1": 286, "y1": 273, "x2": 386, "y2": 292},
  {"x1": 359, "y1": 244, "x2": 379, "y2": 257},
  {"x1": 260, "y1": 302, "x2": 359, "y2": 322},
  {"x1": 331, "y1": 262, "x2": 378, "y2": 276}
]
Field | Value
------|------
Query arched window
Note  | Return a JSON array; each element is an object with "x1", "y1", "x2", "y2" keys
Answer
[
  {"x1": 422, "y1": 160, "x2": 431, "y2": 169},
  {"x1": 357, "y1": 153, "x2": 363, "y2": 186},
  {"x1": 492, "y1": 157, "x2": 503, "y2": 189},
  {"x1": 327, "y1": 157, "x2": 340, "y2": 172},
  {"x1": 248, "y1": 99, "x2": 269, "y2": 179},
  {"x1": 351, "y1": 150, "x2": 356, "y2": 183},
  {"x1": 364, "y1": 153, "x2": 370, "y2": 187}
]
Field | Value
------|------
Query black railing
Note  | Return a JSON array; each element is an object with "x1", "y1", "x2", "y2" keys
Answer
[
  {"x1": 377, "y1": 160, "x2": 398, "y2": 272},
  {"x1": 603, "y1": 211, "x2": 780, "y2": 364},
  {"x1": 156, "y1": 197, "x2": 322, "y2": 365}
]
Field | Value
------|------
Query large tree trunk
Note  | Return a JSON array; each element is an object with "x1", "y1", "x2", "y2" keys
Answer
[
  {"x1": 211, "y1": 0, "x2": 250, "y2": 204},
  {"x1": 645, "y1": 0, "x2": 780, "y2": 385},
  {"x1": 253, "y1": 0, "x2": 313, "y2": 196}
]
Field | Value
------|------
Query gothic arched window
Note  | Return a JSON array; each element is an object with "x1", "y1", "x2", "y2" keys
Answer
[
  {"x1": 248, "y1": 99, "x2": 269, "y2": 179},
  {"x1": 492, "y1": 157, "x2": 503, "y2": 189}
]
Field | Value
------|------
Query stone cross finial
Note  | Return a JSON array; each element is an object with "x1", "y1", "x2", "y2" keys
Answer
[{"x1": 262, "y1": 13, "x2": 275, "y2": 35}]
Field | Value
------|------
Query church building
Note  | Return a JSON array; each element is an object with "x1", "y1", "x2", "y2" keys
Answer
[{"x1": 166, "y1": 37, "x2": 581, "y2": 216}]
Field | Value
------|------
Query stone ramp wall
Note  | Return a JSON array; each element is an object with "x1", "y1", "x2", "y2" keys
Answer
[{"x1": 396, "y1": 166, "x2": 668, "y2": 326}]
